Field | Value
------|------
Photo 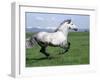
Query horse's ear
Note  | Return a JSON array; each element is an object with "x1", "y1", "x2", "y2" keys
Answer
[{"x1": 67, "y1": 19, "x2": 71, "y2": 24}]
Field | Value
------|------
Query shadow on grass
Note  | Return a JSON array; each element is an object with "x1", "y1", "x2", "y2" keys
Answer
[
  {"x1": 26, "y1": 57, "x2": 55, "y2": 66},
  {"x1": 26, "y1": 54, "x2": 65, "y2": 67},
  {"x1": 26, "y1": 56, "x2": 57, "y2": 61},
  {"x1": 26, "y1": 57, "x2": 48, "y2": 60}
]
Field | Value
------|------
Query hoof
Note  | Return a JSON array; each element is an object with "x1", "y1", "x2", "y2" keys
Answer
[
  {"x1": 64, "y1": 49, "x2": 69, "y2": 53},
  {"x1": 40, "y1": 50, "x2": 43, "y2": 53},
  {"x1": 59, "y1": 50, "x2": 68, "y2": 55}
]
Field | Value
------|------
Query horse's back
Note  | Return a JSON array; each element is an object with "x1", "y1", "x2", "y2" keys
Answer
[
  {"x1": 35, "y1": 32, "x2": 48, "y2": 41},
  {"x1": 36, "y1": 31, "x2": 66, "y2": 45}
]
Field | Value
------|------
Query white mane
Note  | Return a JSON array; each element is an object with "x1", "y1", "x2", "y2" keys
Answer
[
  {"x1": 57, "y1": 22, "x2": 69, "y2": 36},
  {"x1": 55, "y1": 20, "x2": 71, "y2": 37}
]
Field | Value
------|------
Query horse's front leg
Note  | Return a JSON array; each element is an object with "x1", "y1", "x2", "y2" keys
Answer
[
  {"x1": 64, "y1": 41, "x2": 71, "y2": 53},
  {"x1": 60, "y1": 41, "x2": 71, "y2": 54},
  {"x1": 40, "y1": 46, "x2": 50, "y2": 58}
]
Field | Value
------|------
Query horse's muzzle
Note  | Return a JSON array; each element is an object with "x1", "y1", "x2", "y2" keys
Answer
[{"x1": 73, "y1": 28, "x2": 78, "y2": 31}]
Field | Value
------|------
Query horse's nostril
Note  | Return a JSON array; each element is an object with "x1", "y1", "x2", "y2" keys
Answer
[{"x1": 74, "y1": 28, "x2": 78, "y2": 31}]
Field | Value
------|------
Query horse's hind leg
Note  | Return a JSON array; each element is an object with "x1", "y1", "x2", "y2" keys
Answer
[
  {"x1": 36, "y1": 41, "x2": 50, "y2": 57},
  {"x1": 40, "y1": 46, "x2": 50, "y2": 57}
]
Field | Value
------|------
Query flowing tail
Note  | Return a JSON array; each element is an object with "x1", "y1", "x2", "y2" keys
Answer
[{"x1": 26, "y1": 35, "x2": 37, "y2": 48}]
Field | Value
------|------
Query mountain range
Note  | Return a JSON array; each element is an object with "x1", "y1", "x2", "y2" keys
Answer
[{"x1": 26, "y1": 27, "x2": 89, "y2": 32}]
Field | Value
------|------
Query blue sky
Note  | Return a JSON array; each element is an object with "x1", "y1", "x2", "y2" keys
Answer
[{"x1": 26, "y1": 12, "x2": 90, "y2": 30}]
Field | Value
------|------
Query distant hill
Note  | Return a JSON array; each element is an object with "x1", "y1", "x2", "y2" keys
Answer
[
  {"x1": 26, "y1": 28, "x2": 89, "y2": 32},
  {"x1": 26, "y1": 28, "x2": 54, "y2": 32}
]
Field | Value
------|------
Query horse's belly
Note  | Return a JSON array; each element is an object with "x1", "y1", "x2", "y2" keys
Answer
[{"x1": 51, "y1": 38, "x2": 66, "y2": 45}]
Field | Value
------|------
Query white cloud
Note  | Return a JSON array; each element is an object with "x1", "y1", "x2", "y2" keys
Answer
[
  {"x1": 51, "y1": 17, "x2": 56, "y2": 21},
  {"x1": 35, "y1": 16, "x2": 44, "y2": 21},
  {"x1": 36, "y1": 26, "x2": 57, "y2": 30},
  {"x1": 27, "y1": 26, "x2": 33, "y2": 28},
  {"x1": 36, "y1": 26, "x2": 42, "y2": 29},
  {"x1": 45, "y1": 27, "x2": 57, "y2": 30},
  {"x1": 27, "y1": 26, "x2": 57, "y2": 30}
]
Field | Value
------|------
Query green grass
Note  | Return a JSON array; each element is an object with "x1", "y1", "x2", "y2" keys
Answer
[{"x1": 26, "y1": 32, "x2": 89, "y2": 67}]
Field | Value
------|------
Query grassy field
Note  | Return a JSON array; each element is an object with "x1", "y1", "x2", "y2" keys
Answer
[{"x1": 26, "y1": 32, "x2": 89, "y2": 67}]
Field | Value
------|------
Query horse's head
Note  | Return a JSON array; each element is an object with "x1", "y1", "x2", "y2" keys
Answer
[{"x1": 65, "y1": 19, "x2": 78, "y2": 31}]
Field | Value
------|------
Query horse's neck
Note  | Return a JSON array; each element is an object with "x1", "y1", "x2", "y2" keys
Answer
[{"x1": 57, "y1": 23, "x2": 69, "y2": 37}]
